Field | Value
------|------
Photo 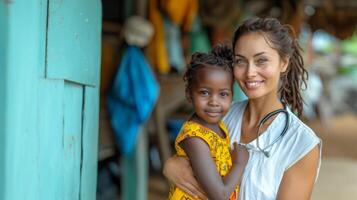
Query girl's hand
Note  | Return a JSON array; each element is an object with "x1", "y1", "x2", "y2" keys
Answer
[
  {"x1": 231, "y1": 142, "x2": 249, "y2": 166},
  {"x1": 163, "y1": 156, "x2": 207, "y2": 199}
]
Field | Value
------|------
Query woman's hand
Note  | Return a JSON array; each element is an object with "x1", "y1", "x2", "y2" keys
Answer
[
  {"x1": 231, "y1": 142, "x2": 249, "y2": 166},
  {"x1": 163, "y1": 156, "x2": 207, "y2": 199}
]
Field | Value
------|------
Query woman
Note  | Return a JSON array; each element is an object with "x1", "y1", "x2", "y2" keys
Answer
[{"x1": 163, "y1": 17, "x2": 321, "y2": 200}]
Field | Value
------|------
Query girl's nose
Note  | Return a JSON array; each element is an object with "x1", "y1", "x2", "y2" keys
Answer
[{"x1": 208, "y1": 96, "x2": 219, "y2": 106}]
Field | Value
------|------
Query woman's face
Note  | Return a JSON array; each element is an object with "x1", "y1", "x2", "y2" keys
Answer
[{"x1": 233, "y1": 32, "x2": 288, "y2": 100}]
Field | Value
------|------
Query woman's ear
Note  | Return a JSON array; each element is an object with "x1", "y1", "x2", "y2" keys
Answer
[{"x1": 280, "y1": 56, "x2": 290, "y2": 73}]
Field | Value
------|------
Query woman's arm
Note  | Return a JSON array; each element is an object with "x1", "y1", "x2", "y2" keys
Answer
[
  {"x1": 163, "y1": 156, "x2": 207, "y2": 199},
  {"x1": 277, "y1": 146, "x2": 320, "y2": 200},
  {"x1": 181, "y1": 138, "x2": 248, "y2": 200}
]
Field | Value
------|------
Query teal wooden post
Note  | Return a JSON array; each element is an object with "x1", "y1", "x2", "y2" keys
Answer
[
  {"x1": 0, "y1": 1, "x2": 48, "y2": 198},
  {"x1": 122, "y1": 126, "x2": 148, "y2": 200},
  {"x1": 0, "y1": 0, "x2": 102, "y2": 199},
  {"x1": 0, "y1": 2, "x2": 8, "y2": 200}
]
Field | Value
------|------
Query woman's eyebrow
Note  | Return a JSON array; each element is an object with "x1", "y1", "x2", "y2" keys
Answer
[
  {"x1": 253, "y1": 52, "x2": 266, "y2": 57},
  {"x1": 234, "y1": 52, "x2": 266, "y2": 58}
]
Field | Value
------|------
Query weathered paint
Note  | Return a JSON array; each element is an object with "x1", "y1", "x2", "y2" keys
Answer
[
  {"x1": 4, "y1": 1, "x2": 44, "y2": 198},
  {"x1": 0, "y1": 2, "x2": 8, "y2": 200},
  {"x1": 37, "y1": 79, "x2": 65, "y2": 200},
  {"x1": 0, "y1": 0, "x2": 101, "y2": 199},
  {"x1": 122, "y1": 128, "x2": 148, "y2": 200},
  {"x1": 80, "y1": 86, "x2": 100, "y2": 200},
  {"x1": 46, "y1": 0, "x2": 101, "y2": 86},
  {"x1": 63, "y1": 82, "x2": 84, "y2": 199}
]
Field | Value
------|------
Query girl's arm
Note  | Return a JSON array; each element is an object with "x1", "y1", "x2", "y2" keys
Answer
[
  {"x1": 181, "y1": 138, "x2": 248, "y2": 200},
  {"x1": 277, "y1": 146, "x2": 319, "y2": 200}
]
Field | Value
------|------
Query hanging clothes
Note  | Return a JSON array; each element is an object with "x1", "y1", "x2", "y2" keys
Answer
[
  {"x1": 147, "y1": 0, "x2": 198, "y2": 74},
  {"x1": 160, "y1": 0, "x2": 198, "y2": 32},
  {"x1": 147, "y1": 0, "x2": 170, "y2": 74},
  {"x1": 188, "y1": 17, "x2": 211, "y2": 55},
  {"x1": 163, "y1": 17, "x2": 185, "y2": 72},
  {"x1": 106, "y1": 46, "x2": 160, "y2": 155}
]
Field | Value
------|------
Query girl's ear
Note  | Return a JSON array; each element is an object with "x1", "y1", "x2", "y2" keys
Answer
[{"x1": 280, "y1": 56, "x2": 290, "y2": 73}]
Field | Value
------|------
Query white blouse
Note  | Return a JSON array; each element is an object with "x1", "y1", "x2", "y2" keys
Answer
[{"x1": 223, "y1": 100, "x2": 322, "y2": 200}]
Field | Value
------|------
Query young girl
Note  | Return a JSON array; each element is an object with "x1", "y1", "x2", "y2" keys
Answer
[{"x1": 168, "y1": 45, "x2": 249, "y2": 200}]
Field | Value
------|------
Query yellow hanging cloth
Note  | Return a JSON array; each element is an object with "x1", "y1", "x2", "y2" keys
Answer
[
  {"x1": 147, "y1": 0, "x2": 198, "y2": 74},
  {"x1": 147, "y1": 0, "x2": 170, "y2": 74},
  {"x1": 161, "y1": 0, "x2": 198, "y2": 32}
]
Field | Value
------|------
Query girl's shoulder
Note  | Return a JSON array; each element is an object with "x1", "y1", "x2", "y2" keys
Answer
[{"x1": 175, "y1": 121, "x2": 218, "y2": 144}]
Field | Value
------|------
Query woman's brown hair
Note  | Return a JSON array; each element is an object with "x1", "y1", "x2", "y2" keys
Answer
[{"x1": 232, "y1": 17, "x2": 308, "y2": 117}]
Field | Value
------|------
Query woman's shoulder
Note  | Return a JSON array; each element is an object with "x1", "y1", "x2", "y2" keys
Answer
[
  {"x1": 230, "y1": 100, "x2": 248, "y2": 110},
  {"x1": 288, "y1": 111, "x2": 320, "y2": 142},
  {"x1": 282, "y1": 111, "x2": 321, "y2": 170}
]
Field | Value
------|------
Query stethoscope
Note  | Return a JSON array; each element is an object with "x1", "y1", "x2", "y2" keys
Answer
[{"x1": 239, "y1": 105, "x2": 290, "y2": 158}]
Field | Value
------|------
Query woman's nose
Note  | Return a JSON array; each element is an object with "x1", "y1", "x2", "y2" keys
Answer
[{"x1": 246, "y1": 65, "x2": 257, "y2": 77}]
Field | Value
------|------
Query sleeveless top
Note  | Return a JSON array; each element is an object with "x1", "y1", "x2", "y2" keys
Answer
[
  {"x1": 168, "y1": 120, "x2": 238, "y2": 200},
  {"x1": 223, "y1": 100, "x2": 322, "y2": 200}
]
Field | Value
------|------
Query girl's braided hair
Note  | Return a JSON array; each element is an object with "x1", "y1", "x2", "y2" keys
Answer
[
  {"x1": 183, "y1": 44, "x2": 234, "y2": 92},
  {"x1": 233, "y1": 18, "x2": 308, "y2": 117}
]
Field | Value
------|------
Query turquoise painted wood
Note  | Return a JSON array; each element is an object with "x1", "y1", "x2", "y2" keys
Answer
[
  {"x1": 0, "y1": 2, "x2": 8, "y2": 200},
  {"x1": 122, "y1": 127, "x2": 148, "y2": 200},
  {"x1": 0, "y1": 0, "x2": 101, "y2": 199},
  {"x1": 47, "y1": 0, "x2": 101, "y2": 86},
  {"x1": 80, "y1": 86, "x2": 100, "y2": 200},
  {"x1": 38, "y1": 79, "x2": 66, "y2": 200},
  {"x1": 63, "y1": 82, "x2": 84, "y2": 199}
]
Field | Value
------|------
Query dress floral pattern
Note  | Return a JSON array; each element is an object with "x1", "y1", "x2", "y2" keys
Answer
[{"x1": 168, "y1": 121, "x2": 238, "y2": 200}]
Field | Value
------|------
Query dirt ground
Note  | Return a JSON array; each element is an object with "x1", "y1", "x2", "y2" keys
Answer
[{"x1": 148, "y1": 112, "x2": 357, "y2": 200}]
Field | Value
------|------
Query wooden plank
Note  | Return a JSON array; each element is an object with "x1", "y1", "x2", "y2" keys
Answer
[
  {"x1": 0, "y1": 1, "x2": 48, "y2": 199},
  {"x1": 38, "y1": 79, "x2": 65, "y2": 200},
  {"x1": 122, "y1": 126, "x2": 148, "y2": 200},
  {"x1": 46, "y1": 0, "x2": 101, "y2": 86},
  {"x1": 80, "y1": 86, "x2": 100, "y2": 200},
  {"x1": 1, "y1": 1, "x2": 101, "y2": 200},
  {"x1": 0, "y1": 2, "x2": 6, "y2": 199},
  {"x1": 63, "y1": 82, "x2": 83, "y2": 200}
]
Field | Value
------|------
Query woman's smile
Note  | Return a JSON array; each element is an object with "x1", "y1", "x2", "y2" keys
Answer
[{"x1": 245, "y1": 80, "x2": 264, "y2": 89}]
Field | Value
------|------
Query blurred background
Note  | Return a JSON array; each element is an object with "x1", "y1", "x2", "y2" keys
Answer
[{"x1": 98, "y1": 0, "x2": 357, "y2": 200}]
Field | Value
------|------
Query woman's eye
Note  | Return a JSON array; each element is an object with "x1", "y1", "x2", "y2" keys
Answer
[
  {"x1": 256, "y1": 58, "x2": 268, "y2": 65},
  {"x1": 234, "y1": 59, "x2": 247, "y2": 67}
]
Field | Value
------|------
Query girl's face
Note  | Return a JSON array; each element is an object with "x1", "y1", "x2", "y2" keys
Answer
[
  {"x1": 233, "y1": 32, "x2": 288, "y2": 100},
  {"x1": 187, "y1": 66, "x2": 233, "y2": 124}
]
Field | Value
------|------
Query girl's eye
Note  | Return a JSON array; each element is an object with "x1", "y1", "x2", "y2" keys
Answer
[
  {"x1": 220, "y1": 92, "x2": 230, "y2": 97},
  {"x1": 199, "y1": 90, "x2": 209, "y2": 96}
]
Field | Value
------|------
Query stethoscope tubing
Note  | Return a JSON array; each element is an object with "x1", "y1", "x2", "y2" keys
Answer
[{"x1": 240, "y1": 106, "x2": 290, "y2": 158}]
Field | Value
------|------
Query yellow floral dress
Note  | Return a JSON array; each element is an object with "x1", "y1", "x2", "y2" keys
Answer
[{"x1": 168, "y1": 121, "x2": 239, "y2": 200}]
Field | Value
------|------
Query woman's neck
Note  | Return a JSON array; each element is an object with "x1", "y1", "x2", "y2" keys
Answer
[{"x1": 244, "y1": 95, "x2": 284, "y2": 127}]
